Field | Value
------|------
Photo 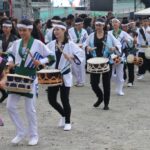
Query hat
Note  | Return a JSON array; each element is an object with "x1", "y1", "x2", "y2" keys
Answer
[{"x1": 75, "y1": 17, "x2": 83, "y2": 25}]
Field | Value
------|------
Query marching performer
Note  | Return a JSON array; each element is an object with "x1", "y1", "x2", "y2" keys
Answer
[
  {"x1": 109, "y1": 18, "x2": 133, "y2": 95},
  {"x1": 68, "y1": 17, "x2": 88, "y2": 87},
  {"x1": 85, "y1": 18, "x2": 112, "y2": 110},
  {"x1": 0, "y1": 20, "x2": 18, "y2": 103},
  {"x1": 0, "y1": 19, "x2": 55, "y2": 145},
  {"x1": 121, "y1": 19, "x2": 138, "y2": 87},
  {"x1": 47, "y1": 22, "x2": 84, "y2": 130},
  {"x1": 137, "y1": 18, "x2": 150, "y2": 79}
]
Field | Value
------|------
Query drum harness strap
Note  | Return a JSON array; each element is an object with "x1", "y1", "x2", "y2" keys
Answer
[
  {"x1": 74, "y1": 28, "x2": 82, "y2": 43},
  {"x1": 56, "y1": 42, "x2": 81, "y2": 75},
  {"x1": 139, "y1": 27, "x2": 148, "y2": 46}
]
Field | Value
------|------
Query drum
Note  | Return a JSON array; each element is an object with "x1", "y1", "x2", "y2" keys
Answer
[
  {"x1": 144, "y1": 48, "x2": 150, "y2": 59},
  {"x1": 6, "y1": 74, "x2": 33, "y2": 93},
  {"x1": 111, "y1": 54, "x2": 121, "y2": 64},
  {"x1": 141, "y1": 46, "x2": 150, "y2": 59},
  {"x1": 127, "y1": 54, "x2": 135, "y2": 64},
  {"x1": 127, "y1": 54, "x2": 143, "y2": 66},
  {"x1": 133, "y1": 56, "x2": 143, "y2": 66},
  {"x1": 37, "y1": 69, "x2": 63, "y2": 86},
  {"x1": 87, "y1": 57, "x2": 110, "y2": 74}
]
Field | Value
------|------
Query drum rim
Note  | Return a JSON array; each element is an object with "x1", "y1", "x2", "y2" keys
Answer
[
  {"x1": 87, "y1": 57, "x2": 109, "y2": 64},
  {"x1": 37, "y1": 69, "x2": 61, "y2": 73},
  {"x1": 7, "y1": 74, "x2": 32, "y2": 80}
]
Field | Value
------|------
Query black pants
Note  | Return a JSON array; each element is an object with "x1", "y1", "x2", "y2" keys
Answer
[
  {"x1": 138, "y1": 52, "x2": 150, "y2": 75},
  {"x1": 124, "y1": 63, "x2": 134, "y2": 84},
  {"x1": 47, "y1": 85, "x2": 71, "y2": 123},
  {"x1": 90, "y1": 67, "x2": 112, "y2": 107},
  {"x1": 0, "y1": 88, "x2": 7, "y2": 103}
]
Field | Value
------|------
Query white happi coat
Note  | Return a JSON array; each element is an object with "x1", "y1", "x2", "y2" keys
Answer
[
  {"x1": 47, "y1": 40, "x2": 84, "y2": 87},
  {"x1": 8, "y1": 39, "x2": 53, "y2": 70},
  {"x1": 68, "y1": 27, "x2": 88, "y2": 45},
  {"x1": 137, "y1": 26, "x2": 150, "y2": 53},
  {"x1": 45, "y1": 28, "x2": 54, "y2": 44}
]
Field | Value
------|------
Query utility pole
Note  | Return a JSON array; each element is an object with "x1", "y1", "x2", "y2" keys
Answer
[{"x1": 134, "y1": 0, "x2": 136, "y2": 12}]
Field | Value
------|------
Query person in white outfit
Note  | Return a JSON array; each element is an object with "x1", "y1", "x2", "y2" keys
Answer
[
  {"x1": 0, "y1": 19, "x2": 55, "y2": 146},
  {"x1": 137, "y1": 18, "x2": 150, "y2": 79},
  {"x1": 68, "y1": 17, "x2": 88, "y2": 86},
  {"x1": 108, "y1": 18, "x2": 133, "y2": 96}
]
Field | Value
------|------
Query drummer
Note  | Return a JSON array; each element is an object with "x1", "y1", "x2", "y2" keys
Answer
[
  {"x1": 85, "y1": 18, "x2": 113, "y2": 110},
  {"x1": 0, "y1": 19, "x2": 55, "y2": 146},
  {"x1": 68, "y1": 17, "x2": 88, "y2": 87},
  {"x1": 47, "y1": 22, "x2": 84, "y2": 130},
  {"x1": 137, "y1": 18, "x2": 150, "y2": 80},
  {"x1": 0, "y1": 20, "x2": 18, "y2": 103}
]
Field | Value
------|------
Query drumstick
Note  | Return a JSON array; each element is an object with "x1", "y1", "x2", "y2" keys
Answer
[
  {"x1": 26, "y1": 48, "x2": 35, "y2": 61},
  {"x1": 26, "y1": 48, "x2": 44, "y2": 70},
  {"x1": 56, "y1": 44, "x2": 72, "y2": 61}
]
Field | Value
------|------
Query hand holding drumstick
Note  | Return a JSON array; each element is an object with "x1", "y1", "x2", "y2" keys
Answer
[
  {"x1": 26, "y1": 49, "x2": 44, "y2": 70},
  {"x1": 56, "y1": 44, "x2": 74, "y2": 61}
]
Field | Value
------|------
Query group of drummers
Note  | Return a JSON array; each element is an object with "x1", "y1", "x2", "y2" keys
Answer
[{"x1": 0, "y1": 13, "x2": 150, "y2": 146}]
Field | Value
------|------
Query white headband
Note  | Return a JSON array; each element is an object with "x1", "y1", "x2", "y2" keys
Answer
[
  {"x1": 95, "y1": 21, "x2": 105, "y2": 25},
  {"x1": 75, "y1": 22, "x2": 83, "y2": 25},
  {"x1": 51, "y1": 19, "x2": 61, "y2": 23},
  {"x1": 112, "y1": 18, "x2": 120, "y2": 23},
  {"x1": 3, "y1": 24, "x2": 12, "y2": 27},
  {"x1": 53, "y1": 24, "x2": 67, "y2": 31},
  {"x1": 17, "y1": 24, "x2": 33, "y2": 29}
]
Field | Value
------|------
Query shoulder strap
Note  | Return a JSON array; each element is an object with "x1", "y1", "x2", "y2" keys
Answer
[{"x1": 139, "y1": 28, "x2": 147, "y2": 42}]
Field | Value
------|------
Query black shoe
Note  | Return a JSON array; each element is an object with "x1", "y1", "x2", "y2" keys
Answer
[
  {"x1": 93, "y1": 98, "x2": 103, "y2": 107},
  {"x1": 0, "y1": 92, "x2": 8, "y2": 103},
  {"x1": 103, "y1": 106, "x2": 109, "y2": 110}
]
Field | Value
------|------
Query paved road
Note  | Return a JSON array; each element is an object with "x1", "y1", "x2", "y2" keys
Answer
[{"x1": 0, "y1": 72, "x2": 150, "y2": 150}]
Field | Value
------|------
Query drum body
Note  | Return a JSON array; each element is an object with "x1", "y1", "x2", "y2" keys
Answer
[
  {"x1": 37, "y1": 69, "x2": 63, "y2": 86},
  {"x1": 6, "y1": 74, "x2": 33, "y2": 93},
  {"x1": 87, "y1": 57, "x2": 110, "y2": 74},
  {"x1": 144, "y1": 48, "x2": 150, "y2": 59},
  {"x1": 141, "y1": 46, "x2": 150, "y2": 59},
  {"x1": 127, "y1": 54, "x2": 135, "y2": 64}
]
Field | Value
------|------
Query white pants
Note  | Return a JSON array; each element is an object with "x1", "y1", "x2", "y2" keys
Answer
[
  {"x1": 112, "y1": 63, "x2": 124, "y2": 92},
  {"x1": 72, "y1": 61, "x2": 85, "y2": 85},
  {"x1": 6, "y1": 82, "x2": 38, "y2": 138}
]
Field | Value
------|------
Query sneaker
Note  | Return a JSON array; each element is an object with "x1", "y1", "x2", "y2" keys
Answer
[
  {"x1": 11, "y1": 135, "x2": 25, "y2": 144},
  {"x1": 75, "y1": 83, "x2": 84, "y2": 87},
  {"x1": 58, "y1": 117, "x2": 65, "y2": 127},
  {"x1": 28, "y1": 136, "x2": 38, "y2": 146},
  {"x1": 93, "y1": 98, "x2": 103, "y2": 107},
  {"x1": 137, "y1": 75, "x2": 144, "y2": 80},
  {"x1": 64, "y1": 124, "x2": 71, "y2": 131},
  {"x1": 127, "y1": 83, "x2": 133, "y2": 87},
  {"x1": 117, "y1": 91, "x2": 125, "y2": 96}
]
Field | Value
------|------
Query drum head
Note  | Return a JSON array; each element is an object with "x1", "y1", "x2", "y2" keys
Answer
[
  {"x1": 127, "y1": 54, "x2": 134, "y2": 63},
  {"x1": 87, "y1": 57, "x2": 109, "y2": 64}
]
